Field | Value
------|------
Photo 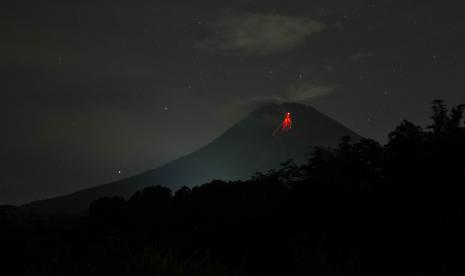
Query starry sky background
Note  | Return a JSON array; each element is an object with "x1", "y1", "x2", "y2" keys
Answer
[{"x1": 1, "y1": 0, "x2": 465, "y2": 204}]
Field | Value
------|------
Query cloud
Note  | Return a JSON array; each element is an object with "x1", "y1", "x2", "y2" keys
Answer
[
  {"x1": 197, "y1": 13, "x2": 326, "y2": 56},
  {"x1": 226, "y1": 95, "x2": 286, "y2": 114},
  {"x1": 287, "y1": 83, "x2": 336, "y2": 102},
  {"x1": 226, "y1": 83, "x2": 336, "y2": 114},
  {"x1": 350, "y1": 51, "x2": 375, "y2": 61}
]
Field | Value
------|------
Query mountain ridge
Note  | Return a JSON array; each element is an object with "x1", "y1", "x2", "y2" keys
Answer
[{"x1": 26, "y1": 102, "x2": 361, "y2": 213}]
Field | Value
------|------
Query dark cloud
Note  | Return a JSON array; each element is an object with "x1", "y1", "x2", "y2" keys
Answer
[
  {"x1": 287, "y1": 83, "x2": 336, "y2": 102},
  {"x1": 350, "y1": 51, "x2": 375, "y2": 61},
  {"x1": 225, "y1": 95, "x2": 285, "y2": 115},
  {"x1": 226, "y1": 83, "x2": 335, "y2": 115},
  {"x1": 196, "y1": 13, "x2": 326, "y2": 56}
]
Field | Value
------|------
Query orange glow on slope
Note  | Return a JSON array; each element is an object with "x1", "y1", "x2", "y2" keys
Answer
[
  {"x1": 282, "y1": 112, "x2": 292, "y2": 131},
  {"x1": 273, "y1": 112, "x2": 293, "y2": 136}
]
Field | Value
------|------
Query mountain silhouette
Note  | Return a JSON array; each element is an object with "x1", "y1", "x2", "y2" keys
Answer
[{"x1": 26, "y1": 103, "x2": 360, "y2": 213}]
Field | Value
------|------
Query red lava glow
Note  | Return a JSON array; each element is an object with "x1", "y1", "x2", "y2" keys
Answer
[
  {"x1": 282, "y1": 112, "x2": 292, "y2": 131},
  {"x1": 273, "y1": 112, "x2": 293, "y2": 136}
]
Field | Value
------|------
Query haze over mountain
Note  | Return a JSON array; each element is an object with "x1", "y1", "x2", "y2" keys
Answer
[{"x1": 27, "y1": 103, "x2": 360, "y2": 213}]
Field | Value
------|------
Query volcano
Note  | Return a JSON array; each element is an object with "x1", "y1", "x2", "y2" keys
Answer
[{"x1": 27, "y1": 103, "x2": 360, "y2": 213}]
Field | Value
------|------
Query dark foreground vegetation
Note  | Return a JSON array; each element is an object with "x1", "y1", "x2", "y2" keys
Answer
[{"x1": 2, "y1": 100, "x2": 465, "y2": 275}]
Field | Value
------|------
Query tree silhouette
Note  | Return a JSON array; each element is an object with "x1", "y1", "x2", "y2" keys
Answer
[{"x1": 2, "y1": 100, "x2": 465, "y2": 276}]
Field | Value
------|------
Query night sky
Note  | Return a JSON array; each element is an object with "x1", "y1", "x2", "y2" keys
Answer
[{"x1": 2, "y1": 0, "x2": 465, "y2": 204}]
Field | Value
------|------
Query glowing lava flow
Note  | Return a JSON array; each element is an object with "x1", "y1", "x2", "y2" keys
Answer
[
  {"x1": 273, "y1": 112, "x2": 293, "y2": 136},
  {"x1": 282, "y1": 112, "x2": 292, "y2": 131}
]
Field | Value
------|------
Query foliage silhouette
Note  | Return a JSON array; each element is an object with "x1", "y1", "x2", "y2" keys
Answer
[{"x1": 1, "y1": 100, "x2": 465, "y2": 275}]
